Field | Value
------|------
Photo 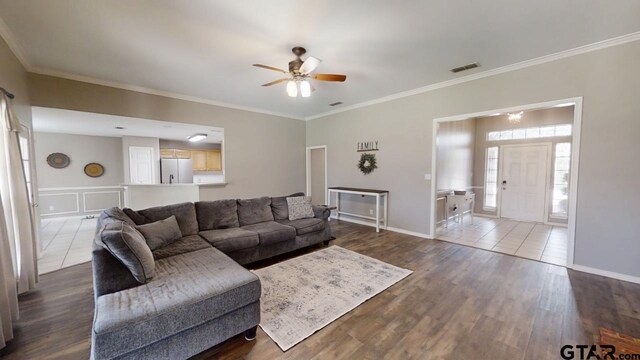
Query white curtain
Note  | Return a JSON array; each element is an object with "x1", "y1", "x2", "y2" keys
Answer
[{"x1": 0, "y1": 92, "x2": 38, "y2": 349}]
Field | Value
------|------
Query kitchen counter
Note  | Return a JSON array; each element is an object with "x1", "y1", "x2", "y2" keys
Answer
[{"x1": 122, "y1": 183, "x2": 225, "y2": 210}]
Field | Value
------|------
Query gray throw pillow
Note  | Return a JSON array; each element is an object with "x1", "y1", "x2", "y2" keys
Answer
[
  {"x1": 99, "y1": 221, "x2": 155, "y2": 283},
  {"x1": 136, "y1": 215, "x2": 182, "y2": 250},
  {"x1": 287, "y1": 196, "x2": 315, "y2": 221}
]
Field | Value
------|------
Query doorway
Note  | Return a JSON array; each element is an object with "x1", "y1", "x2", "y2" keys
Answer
[
  {"x1": 306, "y1": 146, "x2": 327, "y2": 205},
  {"x1": 430, "y1": 98, "x2": 582, "y2": 268},
  {"x1": 499, "y1": 143, "x2": 551, "y2": 222}
]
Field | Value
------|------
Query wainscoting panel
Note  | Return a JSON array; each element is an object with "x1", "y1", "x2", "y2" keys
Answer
[{"x1": 39, "y1": 186, "x2": 124, "y2": 218}]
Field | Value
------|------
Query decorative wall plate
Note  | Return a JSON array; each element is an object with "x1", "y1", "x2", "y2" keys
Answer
[
  {"x1": 46, "y1": 153, "x2": 70, "y2": 169},
  {"x1": 84, "y1": 163, "x2": 104, "y2": 177}
]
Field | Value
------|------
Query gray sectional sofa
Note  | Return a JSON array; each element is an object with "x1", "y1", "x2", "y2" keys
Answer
[{"x1": 91, "y1": 193, "x2": 331, "y2": 359}]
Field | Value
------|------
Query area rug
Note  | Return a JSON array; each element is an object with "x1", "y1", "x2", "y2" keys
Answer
[
  {"x1": 600, "y1": 328, "x2": 640, "y2": 357},
  {"x1": 253, "y1": 246, "x2": 412, "y2": 351}
]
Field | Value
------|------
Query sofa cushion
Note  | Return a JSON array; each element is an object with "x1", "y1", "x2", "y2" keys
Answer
[
  {"x1": 270, "y1": 192, "x2": 305, "y2": 220},
  {"x1": 237, "y1": 197, "x2": 274, "y2": 226},
  {"x1": 276, "y1": 217, "x2": 326, "y2": 236},
  {"x1": 151, "y1": 235, "x2": 211, "y2": 260},
  {"x1": 135, "y1": 215, "x2": 182, "y2": 251},
  {"x1": 241, "y1": 221, "x2": 296, "y2": 245},
  {"x1": 98, "y1": 221, "x2": 155, "y2": 284},
  {"x1": 99, "y1": 207, "x2": 137, "y2": 228},
  {"x1": 124, "y1": 202, "x2": 199, "y2": 236},
  {"x1": 287, "y1": 196, "x2": 315, "y2": 220},
  {"x1": 195, "y1": 199, "x2": 239, "y2": 231},
  {"x1": 92, "y1": 247, "x2": 260, "y2": 360},
  {"x1": 199, "y1": 228, "x2": 259, "y2": 253}
]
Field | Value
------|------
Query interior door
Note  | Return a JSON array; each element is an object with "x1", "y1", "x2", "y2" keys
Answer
[
  {"x1": 307, "y1": 147, "x2": 326, "y2": 205},
  {"x1": 500, "y1": 144, "x2": 549, "y2": 222},
  {"x1": 129, "y1": 146, "x2": 155, "y2": 184}
]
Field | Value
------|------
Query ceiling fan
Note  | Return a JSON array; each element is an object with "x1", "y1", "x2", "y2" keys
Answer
[{"x1": 253, "y1": 47, "x2": 347, "y2": 98}]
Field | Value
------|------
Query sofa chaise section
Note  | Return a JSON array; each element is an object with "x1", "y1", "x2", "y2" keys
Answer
[{"x1": 92, "y1": 247, "x2": 260, "y2": 359}]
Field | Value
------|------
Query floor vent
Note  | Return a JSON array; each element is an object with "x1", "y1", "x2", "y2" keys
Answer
[
  {"x1": 451, "y1": 63, "x2": 479, "y2": 73},
  {"x1": 329, "y1": 102, "x2": 343, "y2": 106}
]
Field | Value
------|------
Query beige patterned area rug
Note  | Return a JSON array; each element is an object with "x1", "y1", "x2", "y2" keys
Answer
[{"x1": 253, "y1": 246, "x2": 413, "y2": 351}]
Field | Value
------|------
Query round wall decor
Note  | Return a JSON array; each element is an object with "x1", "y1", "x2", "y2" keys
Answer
[
  {"x1": 357, "y1": 153, "x2": 377, "y2": 175},
  {"x1": 84, "y1": 163, "x2": 104, "y2": 177},
  {"x1": 46, "y1": 153, "x2": 70, "y2": 169}
]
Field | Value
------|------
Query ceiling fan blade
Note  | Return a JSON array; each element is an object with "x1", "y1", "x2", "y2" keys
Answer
[
  {"x1": 253, "y1": 64, "x2": 288, "y2": 74},
  {"x1": 313, "y1": 74, "x2": 347, "y2": 82},
  {"x1": 261, "y1": 78, "x2": 288, "y2": 87},
  {"x1": 299, "y1": 56, "x2": 321, "y2": 74}
]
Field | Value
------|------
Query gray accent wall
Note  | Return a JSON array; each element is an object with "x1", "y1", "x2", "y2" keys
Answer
[
  {"x1": 307, "y1": 40, "x2": 640, "y2": 278},
  {"x1": 34, "y1": 132, "x2": 124, "y2": 188}
]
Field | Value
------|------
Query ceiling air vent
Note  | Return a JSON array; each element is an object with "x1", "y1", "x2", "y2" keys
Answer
[
  {"x1": 450, "y1": 63, "x2": 479, "y2": 73},
  {"x1": 329, "y1": 102, "x2": 343, "y2": 107}
]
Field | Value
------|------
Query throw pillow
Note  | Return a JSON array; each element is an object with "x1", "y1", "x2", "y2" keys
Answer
[
  {"x1": 135, "y1": 215, "x2": 182, "y2": 250},
  {"x1": 99, "y1": 221, "x2": 155, "y2": 284},
  {"x1": 271, "y1": 192, "x2": 305, "y2": 220},
  {"x1": 287, "y1": 196, "x2": 315, "y2": 221}
]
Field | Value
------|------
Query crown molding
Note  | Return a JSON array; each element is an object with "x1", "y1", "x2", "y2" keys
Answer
[
  {"x1": 304, "y1": 31, "x2": 640, "y2": 121},
  {"x1": 29, "y1": 67, "x2": 304, "y2": 121},
  {"x1": 2, "y1": 9, "x2": 639, "y2": 122},
  {"x1": 0, "y1": 16, "x2": 32, "y2": 70}
]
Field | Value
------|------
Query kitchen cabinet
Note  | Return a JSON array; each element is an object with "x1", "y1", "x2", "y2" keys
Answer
[
  {"x1": 206, "y1": 150, "x2": 222, "y2": 171},
  {"x1": 191, "y1": 150, "x2": 207, "y2": 171},
  {"x1": 162, "y1": 148, "x2": 221, "y2": 171}
]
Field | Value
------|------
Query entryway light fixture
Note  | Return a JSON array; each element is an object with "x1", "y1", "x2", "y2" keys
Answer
[
  {"x1": 188, "y1": 133, "x2": 208, "y2": 142},
  {"x1": 507, "y1": 111, "x2": 523, "y2": 124}
]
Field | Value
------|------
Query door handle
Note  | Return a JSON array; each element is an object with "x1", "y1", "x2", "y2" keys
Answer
[{"x1": 502, "y1": 180, "x2": 507, "y2": 190}]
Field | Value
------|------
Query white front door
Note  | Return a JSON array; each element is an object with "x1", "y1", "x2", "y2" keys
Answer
[
  {"x1": 500, "y1": 144, "x2": 549, "y2": 222},
  {"x1": 129, "y1": 146, "x2": 155, "y2": 184}
]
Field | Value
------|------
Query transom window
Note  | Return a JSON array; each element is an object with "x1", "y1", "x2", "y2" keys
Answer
[{"x1": 487, "y1": 124, "x2": 572, "y2": 141}]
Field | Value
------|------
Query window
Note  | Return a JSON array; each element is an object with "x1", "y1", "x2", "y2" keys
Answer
[
  {"x1": 484, "y1": 146, "x2": 499, "y2": 210},
  {"x1": 18, "y1": 130, "x2": 33, "y2": 204},
  {"x1": 486, "y1": 124, "x2": 572, "y2": 141},
  {"x1": 552, "y1": 142, "x2": 571, "y2": 217}
]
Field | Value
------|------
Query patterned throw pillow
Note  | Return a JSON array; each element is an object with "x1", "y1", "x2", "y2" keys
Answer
[{"x1": 286, "y1": 196, "x2": 315, "y2": 221}]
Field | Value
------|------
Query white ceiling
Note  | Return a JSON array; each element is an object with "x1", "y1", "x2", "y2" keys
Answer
[
  {"x1": 32, "y1": 107, "x2": 224, "y2": 143},
  {"x1": 2, "y1": 1, "x2": 640, "y2": 119}
]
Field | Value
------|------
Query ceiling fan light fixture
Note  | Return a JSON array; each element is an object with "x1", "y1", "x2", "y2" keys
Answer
[
  {"x1": 286, "y1": 80, "x2": 298, "y2": 97},
  {"x1": 300, "y1": 80, "x2": 311, "y2": 98}
]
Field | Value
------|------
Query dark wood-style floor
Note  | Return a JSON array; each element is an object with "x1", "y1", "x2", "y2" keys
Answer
[{"x1": 1, "y1": 221, "x2": 639, "y2": 359}]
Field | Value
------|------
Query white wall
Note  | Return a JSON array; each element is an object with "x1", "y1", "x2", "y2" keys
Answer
[{"x1": 307, "y1": 40, "x2": 640, "y2": 279}]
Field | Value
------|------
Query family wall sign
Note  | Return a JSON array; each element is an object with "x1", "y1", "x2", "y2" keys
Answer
[{"x1": 356, "y1": 140, "x2": 379, "y2": 152}]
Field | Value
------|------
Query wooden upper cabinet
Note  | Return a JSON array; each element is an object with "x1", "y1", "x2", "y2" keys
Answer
[
  {"x1": 206, "y1": 150, "x2": 222, "y2": 171},
  {"x1": 162, "y1": 148, "x2": 221, "y2": 171},
  {"x1": 191, "y1": 150, "x2": 207, "y2": 171},
  {"x1": 175, "y1": 149, "x2": 191, "y2": 159},
  {"x1": 160, "y1": 149, "x2": 176, "y2": 158}
]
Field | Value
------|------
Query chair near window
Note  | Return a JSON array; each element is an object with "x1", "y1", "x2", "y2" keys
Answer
[{"x1": 445, "y1": 191, "x2": 475, "y2": 229}]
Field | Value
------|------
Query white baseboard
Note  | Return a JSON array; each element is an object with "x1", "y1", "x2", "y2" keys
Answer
[
  {"x1": 571, "y1": 265, "x2": 640, "y2": 285},
  {"x1": 330, "y1": 215, "x2": 432, "y2": 239}
]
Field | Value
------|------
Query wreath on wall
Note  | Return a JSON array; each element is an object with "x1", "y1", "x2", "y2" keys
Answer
[{"x1": 357, "y1": 153, "x2": 377, "y2": 175}]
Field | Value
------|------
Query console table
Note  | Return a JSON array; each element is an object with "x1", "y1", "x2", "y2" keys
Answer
[{"x1": 327, "y1": 187, "x2": 389, "y2": 232}]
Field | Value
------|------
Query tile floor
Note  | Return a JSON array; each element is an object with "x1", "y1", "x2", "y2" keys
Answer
[
  {"x1": 38, "y1": 217, "x2": 98, "y2": 274},
  {"x1": 435, "y1": 216, "x2": 568, "y2": 266}
]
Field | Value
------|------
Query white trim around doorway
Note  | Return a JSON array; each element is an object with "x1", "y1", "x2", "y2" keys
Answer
[
  {"x1": 305, "y1": 145, "x2": 328, "y2": 205},
  {"x1": 429, "y1": 97, "x2": 583, "y2": 269}
]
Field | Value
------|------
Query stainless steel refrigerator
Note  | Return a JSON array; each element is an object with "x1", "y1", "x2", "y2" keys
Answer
[{"x1": 160, "y1": 158, "x2": 194, "y2": 184}]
